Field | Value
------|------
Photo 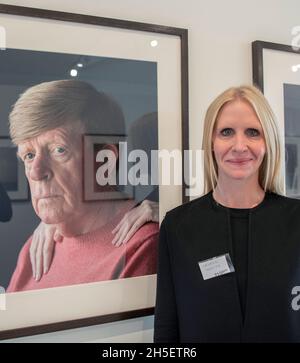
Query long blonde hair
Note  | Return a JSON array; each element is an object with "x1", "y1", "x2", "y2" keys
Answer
[{"x1": 202, "y1": 85, "x2": 284, "y2": 195}]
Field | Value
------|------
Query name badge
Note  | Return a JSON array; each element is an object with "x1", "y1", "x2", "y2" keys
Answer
[{"x1": 198, "y1": 253, "x2": 235, "y2": 280}]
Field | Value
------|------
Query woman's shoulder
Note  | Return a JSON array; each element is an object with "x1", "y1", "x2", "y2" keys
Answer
[
  {"x1": 268, "y1": 192, "x2": 300, "y2": 214},
  {"x1": 267, "y1": 192, "x2": 300, "y2": 207}
]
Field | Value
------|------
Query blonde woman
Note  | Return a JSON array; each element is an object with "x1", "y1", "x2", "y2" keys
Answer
[{"x1": 154, "y1": 85, "x2": 300, "y2": 343}]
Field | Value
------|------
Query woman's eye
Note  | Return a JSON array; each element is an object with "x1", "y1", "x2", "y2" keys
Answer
[
  {"x1": 247, "y1": 128, "x2": 260, "y2": 137},
  {"x1": 220, "y1": 128, "x2": 233, "y2": 136}
]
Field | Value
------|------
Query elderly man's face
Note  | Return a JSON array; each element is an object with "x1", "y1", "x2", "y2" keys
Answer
[{"x1": 18, "y1": 124, "x2": 84, "y2": 224}]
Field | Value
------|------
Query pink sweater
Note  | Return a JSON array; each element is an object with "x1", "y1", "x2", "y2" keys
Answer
[{"x1": 7, "y1": 217, "x2": 159, "y2": 292}]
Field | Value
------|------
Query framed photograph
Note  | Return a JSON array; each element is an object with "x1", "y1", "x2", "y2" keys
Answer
[
  {"x1": 252, "y1": 40, "x2": 300, "y2": 198},
  {"x1": 0, "y1": 137, "x2": 28, "y2": 201},
  {"x1": 0, "y1": 5, "x2": 189, "y2": 339}
]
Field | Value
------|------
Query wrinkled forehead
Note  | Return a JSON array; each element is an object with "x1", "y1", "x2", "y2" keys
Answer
[
  {"x1": 15, "y1": 117, "x2": 85, "y2": 144},
  {"x1": 17, "y1": 123, "x2": 83, "y2": 151}
]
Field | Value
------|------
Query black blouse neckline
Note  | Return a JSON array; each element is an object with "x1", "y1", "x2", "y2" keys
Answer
[{"x1": 209, "y1": 190, "x2": 270, "y2": 215}]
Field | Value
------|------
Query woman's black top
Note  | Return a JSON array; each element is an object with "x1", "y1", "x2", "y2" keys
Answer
[
  {"x1": 154, "y1": 190, "x2": 300, "y2": 342},
  {"x1": 213, "y1": 197, "x2": 250, "y2": 320}
]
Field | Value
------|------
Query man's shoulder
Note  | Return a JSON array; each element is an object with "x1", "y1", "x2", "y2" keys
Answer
[
  {"x1": 128, "y1": 222, "x2": 159, "y2": 247},
  {"x1": 17, "y1": 235, "x2": 33, "y2": 259}
]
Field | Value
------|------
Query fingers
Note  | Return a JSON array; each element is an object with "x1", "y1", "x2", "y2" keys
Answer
[
  {"x1": 112, "y1": 215, "x2": 126, "y2": 235},
  {"x1": 29, "y1": 237, "x2": 38, "y2": 279},
  {"x1": 121, "y1": 216, "x2": 145, "y2": 245},
  {"x1": 112, "y1": 213, "x2": 145, "y2": 247},
  {"x1": 43, "y1": 239, "x2": 55, "y2": 274},
  {"x1": 141, "y1": 200, "x2": 159, "y2": 222},
  {"x1": 30, "y1": 222, "x2": 58, "y2": 281},
  {"x1": 112, "y1": 221, "x2": 130, "y2": 247},
  {"x1": 111, "y1": 200, "x2": 159, "y2": 247},
  {"x1": 42, "y1": 227, "x2": 57, "y2": 274},
  {"x1": 35, "y1": 238, "x2": 44, "y2": 281},
  {"x1": 111, "y1": 212, "x2": 134, "y2": 246},
  {"x1": 54, "y1": 231, "x2": 63, "y2": 243}
]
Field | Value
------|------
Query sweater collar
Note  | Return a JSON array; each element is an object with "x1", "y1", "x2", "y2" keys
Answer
[{"x1": 61, "y1": 201, "x2": 135, "y2": 247}]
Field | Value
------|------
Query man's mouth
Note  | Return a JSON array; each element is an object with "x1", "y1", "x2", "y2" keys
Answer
[{"x1": 36, "y1": 195, "x2": 60, "y2": 199}]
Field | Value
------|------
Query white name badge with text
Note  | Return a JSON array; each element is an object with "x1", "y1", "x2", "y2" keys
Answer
[{"x1": 198, "y1": 253, "x2": 235, "y2": 280}]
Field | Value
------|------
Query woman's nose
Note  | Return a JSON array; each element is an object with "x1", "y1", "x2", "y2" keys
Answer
[
  {"x1": 28, "y1": 156, "x2": 51, "y2": 181},
  {"x1": 232, "y1": 134, "x2": 248, "y2": 152}
]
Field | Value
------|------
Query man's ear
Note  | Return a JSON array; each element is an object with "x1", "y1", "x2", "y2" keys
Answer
[
  {"x1": 95, "y1": 144, "x2": 119, "y2": 189},
  {"x1": 96, "y1": 144, "x2": 119, "y2": 172},
  {"x1": 106, "y1": 144, "x2": 118, "y2": 157},
  {"x1": 100, "y1": 144, "x2": 118, "y2": 166}
]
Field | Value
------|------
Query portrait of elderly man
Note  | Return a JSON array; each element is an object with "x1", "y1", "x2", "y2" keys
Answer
[{"x1": 7, "y1": 80, "x2": 159, "y2": 292}]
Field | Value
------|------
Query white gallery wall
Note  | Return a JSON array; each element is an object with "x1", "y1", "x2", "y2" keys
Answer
[{"x1": 1, "y1": 0, "x2": 299, "y2": 342}]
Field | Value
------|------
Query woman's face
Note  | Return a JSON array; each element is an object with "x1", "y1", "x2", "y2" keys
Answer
[
  {"x1": 18, "y1": 124, "x2": 84, "y2": 224},
  {"x1": 212, "y1": 99, "x2": 266, "y2": 184}
]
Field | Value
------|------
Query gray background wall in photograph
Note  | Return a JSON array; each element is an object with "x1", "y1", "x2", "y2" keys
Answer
[{"x1": 284, "y1": 83, "x2": 300, "y2": 198}]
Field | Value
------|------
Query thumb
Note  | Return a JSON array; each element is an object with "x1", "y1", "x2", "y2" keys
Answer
[{"x1": 54, "y1": 231, "x2": 63, "y2": 243}]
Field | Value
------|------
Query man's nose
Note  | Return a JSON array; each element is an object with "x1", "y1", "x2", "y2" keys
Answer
[{"x1": 28, "y1": 155, "x2": 52, "y2": 181}]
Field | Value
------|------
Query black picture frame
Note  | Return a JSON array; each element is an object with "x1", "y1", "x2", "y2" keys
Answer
[
  {"x1": 252, "y1": 40, "x2": 300, "y2": 198},
  {"x1": 0, "y1": 4, "x2": 189, "y2": 340},
  {"x1": 252, "y1": 40, "x2": 300, "y2": 92},
  {"x1": 0, "y1": 137, "x2": 29, "y2": 201}
]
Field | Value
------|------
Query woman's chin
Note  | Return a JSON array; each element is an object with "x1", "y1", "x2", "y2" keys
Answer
[
  {"x1": 222, "y1": 167, "x2": 255, "y2": 180},
  {"x1": 227, "y1": 172, "x2": 254, "y2": 181}
]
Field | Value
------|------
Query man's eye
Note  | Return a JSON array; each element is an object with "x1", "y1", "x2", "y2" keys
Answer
[
  {"x1": 220, "y1": 128, "x2": 233, "y2": 136},
  {"x1": 54, "y1": 147, "x2": 66, "y2": 155},
  {"x1": 24, "y1": 152, "x2": 35, "y2": 161},
  {"x1": 247, "y1": 128, "x2": 260, "y2": 137}
]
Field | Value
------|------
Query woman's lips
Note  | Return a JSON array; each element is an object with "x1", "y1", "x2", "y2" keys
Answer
[{"x1": 227, "y1": 159, "x2": 252, "y2": 165}]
